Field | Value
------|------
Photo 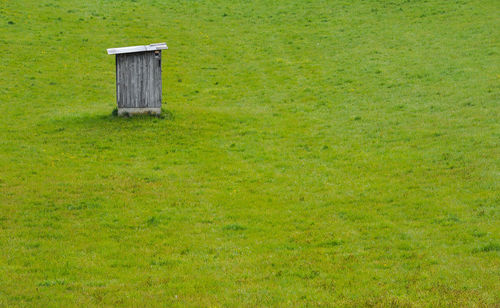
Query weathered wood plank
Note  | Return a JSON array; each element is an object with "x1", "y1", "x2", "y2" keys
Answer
[{"x1": 115, "y1": 50, "x2": 162, "y2": 112}]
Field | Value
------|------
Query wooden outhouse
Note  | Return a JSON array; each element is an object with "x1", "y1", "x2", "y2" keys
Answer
[{"x1": 107, "y1": 43, "x2": 168, "y2": 115}]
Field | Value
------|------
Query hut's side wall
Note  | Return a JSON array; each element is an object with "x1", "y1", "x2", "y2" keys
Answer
[{"x1": 116, "y1": 51, "x2": 162, "y2": 110}]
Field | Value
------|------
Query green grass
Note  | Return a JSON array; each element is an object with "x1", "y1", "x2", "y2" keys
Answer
[{"x1": 1, "y1": 0, "x2": 499, "y2": 306}]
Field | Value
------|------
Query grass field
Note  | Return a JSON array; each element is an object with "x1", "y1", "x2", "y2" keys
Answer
[{"x1": 1, "y1": 0, "x2": 499, "y2": 306}]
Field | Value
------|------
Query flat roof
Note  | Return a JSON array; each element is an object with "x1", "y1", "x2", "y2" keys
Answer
[{"x1": 107, "y1": 43, "x2": 168, "y2": 55}]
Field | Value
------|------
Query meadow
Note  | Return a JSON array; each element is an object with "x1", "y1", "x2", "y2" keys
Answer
[{"x1": 0, "y1": 0, "x2": 499, "y2": 306}]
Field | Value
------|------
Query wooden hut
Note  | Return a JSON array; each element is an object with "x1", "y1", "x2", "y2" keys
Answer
[{"x1": 107, "y1": 43, "x2": 168, "y2": 115}]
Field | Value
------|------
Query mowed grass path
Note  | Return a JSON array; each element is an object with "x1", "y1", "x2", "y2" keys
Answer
[{"x1": 0, "y1": 0, "x2": 499, "y2": 306}]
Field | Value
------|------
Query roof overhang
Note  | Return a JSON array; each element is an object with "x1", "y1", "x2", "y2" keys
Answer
[{"x1": 107, "y1": 43, "x2": 168, "y2": 55}]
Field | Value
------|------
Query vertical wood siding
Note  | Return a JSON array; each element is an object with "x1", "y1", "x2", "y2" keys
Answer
[{"x1": 116, "y1": 51, "x2": 162, "y2": 108}]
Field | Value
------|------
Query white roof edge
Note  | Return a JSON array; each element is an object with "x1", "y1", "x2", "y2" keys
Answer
[{"x1": 107, "y1": 43, "x2": 168, "y2": 55}]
